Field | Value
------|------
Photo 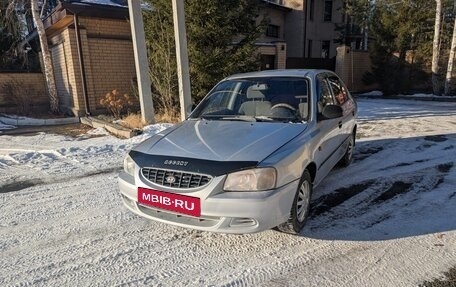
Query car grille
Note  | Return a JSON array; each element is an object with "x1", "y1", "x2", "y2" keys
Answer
[{"x1": 141, "y1": 168, "x2": 212, "y2": 189}]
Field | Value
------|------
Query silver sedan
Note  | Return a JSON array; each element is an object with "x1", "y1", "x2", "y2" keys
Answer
[{"x1": 118, "y1": 69, "x2": 357, "y2": 234}]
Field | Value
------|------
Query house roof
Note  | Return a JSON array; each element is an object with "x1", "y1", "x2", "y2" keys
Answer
[
  {"x1": 64, "y1": 0, "x2": 152, "y2": 10},
  {"x1": 37, "y1": 1, "x2": 131, "y2": 37},
  {"x1": 65, "y1": 0, "x2": 128, "y2": 8}
]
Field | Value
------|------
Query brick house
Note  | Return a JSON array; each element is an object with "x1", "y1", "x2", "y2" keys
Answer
[
  {"x1": 256, "y1": 1, "x2": 291, "y2": 70},
  {"x1": 37, "y1": 0, "x2": 293, "y2": 116},
  {"x1": 42, "y1": 1, "x2": 136, "y2": 116}
]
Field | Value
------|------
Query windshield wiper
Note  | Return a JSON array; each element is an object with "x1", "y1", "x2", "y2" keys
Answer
[
  {"x1": 219, "y1": 115, "x2": 257, "y2": 122},
  {"x1": 189, "y1": 115, "x2": 222, "y2": 120},
  {"x1": 192, "y1": 115, "x2": 303, "y2": 123}
]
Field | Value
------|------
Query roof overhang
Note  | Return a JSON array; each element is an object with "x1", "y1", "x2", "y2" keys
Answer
[
  {"x1": 43, "y1": 1, "x2": 129, "y2": 31},
  {"x1": 262, "y1": 1, "x2": 292, "y2": 12}
]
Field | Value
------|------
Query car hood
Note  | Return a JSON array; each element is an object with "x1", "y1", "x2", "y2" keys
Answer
[{"x1": 134, "y1": 120, "x2": 307, "y2": 162}]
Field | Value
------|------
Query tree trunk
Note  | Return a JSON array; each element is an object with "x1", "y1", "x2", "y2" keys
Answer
[
  {"x1": 31, "y1": 0, "x2": 59, "y2": 113},
  {"x1": 445, "y1": 1, "x2": 456, "y2": 96},
  {"x1": 432, "y1": 0, "x2": 442, "y2": 96},
  {"x1": 40, "y1": 0, "x2": 48, "y2": 18}
]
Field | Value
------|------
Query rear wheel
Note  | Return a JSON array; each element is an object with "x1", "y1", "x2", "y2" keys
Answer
[
  {"x1": 276, "y1": 170, "x2": 312, "y2": 234},
  {"x1": 339, "y1": 132, "x2": 355, "y2": 167}
]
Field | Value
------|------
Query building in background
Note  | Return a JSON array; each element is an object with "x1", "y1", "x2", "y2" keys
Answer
[
  {"x1": 277, "y1": 0, "x2": 345, "y2": 70},
  {"x1": 256, "y1": 1, "x2": 291, "y2": 70},
  {"x1": 4, "y1": 0, "x2": 370, "y2": 115}
]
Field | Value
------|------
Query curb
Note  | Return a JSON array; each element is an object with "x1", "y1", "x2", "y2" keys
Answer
[
  {"x1": 80, "y1": 116, "x2": 138, "y2": 139},
  {"x1": 0, "y1": 116, "x2": 80, "y2": 126}
]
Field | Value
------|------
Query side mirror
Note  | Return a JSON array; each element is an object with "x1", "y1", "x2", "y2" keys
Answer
[{"x1": 321, "y1": 105, "x2": 343, "y2": 120}]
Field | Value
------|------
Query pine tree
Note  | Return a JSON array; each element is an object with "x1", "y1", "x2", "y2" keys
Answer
[
  {"x1": 143, "y1": 0, "x2": 264, "y2": 115},
  {"x1": 0, "y1": 0, "x2": 25, "y2": 69},
  {"x1": 363, "y1": 0, "x2": 434, "y2": 95}
]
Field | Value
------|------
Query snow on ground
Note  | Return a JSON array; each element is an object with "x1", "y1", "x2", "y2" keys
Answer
[
  {"x1": 358, "y1": 90, "x2": 383, "y2": 97},
  {"x1": 0, "y1": 122, "x2": 15, "y2": 131},
  {"x1": 0, "y1": 115, "x2": 17, "y2": 131},
  {"x1": 0, "y1": 98, "x2": 455, "y2": 286}
]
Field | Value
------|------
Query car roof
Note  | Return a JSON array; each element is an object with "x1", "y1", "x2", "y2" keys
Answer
[{"x1": 224, "y1": 69, "x2": 333, "y2": 81}]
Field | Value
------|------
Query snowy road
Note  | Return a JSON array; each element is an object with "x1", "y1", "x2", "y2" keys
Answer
[{"x1": 1, "y1": 98, "x2": 455, "y2": 286}]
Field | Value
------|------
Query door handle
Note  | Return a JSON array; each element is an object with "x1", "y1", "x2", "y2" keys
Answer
[{"x1": 338, "y1": 121, "x2": 342, "y2": 128}]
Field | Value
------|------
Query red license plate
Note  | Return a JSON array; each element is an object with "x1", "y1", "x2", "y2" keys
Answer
[{"x1": 138, "y1": 187, "x2": 201, "y2": 217}]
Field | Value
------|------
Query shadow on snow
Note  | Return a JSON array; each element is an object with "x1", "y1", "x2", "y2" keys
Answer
[{"x1": 298, "y1": 133, "x2": 456, "y2": 241}]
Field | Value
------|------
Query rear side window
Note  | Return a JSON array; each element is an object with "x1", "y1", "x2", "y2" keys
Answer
[
  {"x1": 327, "y1": 76, "x2": 349, "y2": 105},
  {"x1": 316, "y1": 74, "x2": 334, "y2": 113}
]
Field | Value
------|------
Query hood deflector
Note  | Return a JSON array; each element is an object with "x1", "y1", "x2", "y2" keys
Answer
[{"x1": 129, "y1": 150, "x2": 258, "y2": 177}]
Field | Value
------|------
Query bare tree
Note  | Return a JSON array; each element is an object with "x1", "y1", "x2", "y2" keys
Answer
[
  {"x1": 39, "y1": 0, "x2": 47, "y2": 17},
  {"x1": 30, "y1": 0, "x2": 59, "y2": 113},
  {"x1": 445, "y1": 1, "x2": 456, "y2": 96},
  {"x1": 432, "y1": 0, "x2": 443, "y2": 96}
]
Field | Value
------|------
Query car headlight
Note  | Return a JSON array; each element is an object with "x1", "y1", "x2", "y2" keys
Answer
[
  {"x1": 223, "y1": 168, "x2": 277, "y2": 191},
  {"x1": 123, "y1": 154, "x2": 135, "y2": 176}
]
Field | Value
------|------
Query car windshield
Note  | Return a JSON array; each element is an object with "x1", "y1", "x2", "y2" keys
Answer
[{"x1": 190, "y1": 77, "x2": 310, "y2": 123}]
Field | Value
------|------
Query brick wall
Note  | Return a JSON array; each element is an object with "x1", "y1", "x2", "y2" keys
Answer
[
  {"x1": 82, "y1": 17, "x2": 137, "y2": 113},
  {"x1": 46, "y1": 16, "x2": 138, "y2": 116},
  {"x1": 0, "y1": 73, "x2": 48, "y2": 114},
  {"x1": 87, "y1": 38, "x2": 137, "y2": 110},
  {"x1": 80, "y1": 18, "x2": 132, "y2": 38}
]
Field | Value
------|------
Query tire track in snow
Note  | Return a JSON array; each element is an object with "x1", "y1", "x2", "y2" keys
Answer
[
  {"x1": 0, "y1": 165, "x2": 121, "y2": 193},
  {"x1": 307, "y1": 133, "x2": 456, "y2": 236},
  {"x1": 306, "y1": 161, "x2": 454, "y2": 235}
]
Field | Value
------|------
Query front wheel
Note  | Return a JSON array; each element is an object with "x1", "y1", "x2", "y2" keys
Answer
[{"x1": 276, "y1": 170, "x2": 312, "y2": 234}]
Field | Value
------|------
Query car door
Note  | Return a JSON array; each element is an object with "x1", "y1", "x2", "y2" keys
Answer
[
  {"x1": 312, "y1": 73, "x2": 343, "y2": 186},
  {"x1": 326, "y1": 74, "x2": 356, "y2": 149}
]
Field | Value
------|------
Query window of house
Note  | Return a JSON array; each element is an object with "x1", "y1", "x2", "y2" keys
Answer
[
  {"x1": 266, "y1": 24, "x2": 280, "y2": 38},
  {"x1": 265, "y1": 0, "x2": 283, "y2": 4},
  {"x1": 309, "y1": 0, "x2": 315, "y2": 21},
  {"x1": 321, "y1": 40, "x2": 330, "y2": 58},
  {"x1": 324, "y1": 0, "x2": 333, "y2": 22}
]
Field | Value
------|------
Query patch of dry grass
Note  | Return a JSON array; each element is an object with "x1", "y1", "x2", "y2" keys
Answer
[
  {"x1": 155, "y1": 110, "x2": 180, "y2": 123},
  {"x1": 120, "y1": 113, "x2": 147, "y2": 129},
  {"x1": 116, "y1": 110, "x2": 180, "y2": 130}
]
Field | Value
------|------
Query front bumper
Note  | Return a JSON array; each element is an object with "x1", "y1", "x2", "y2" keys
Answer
[{"x1": 118, "y1": 171, "x2": 299, "y2": 234}]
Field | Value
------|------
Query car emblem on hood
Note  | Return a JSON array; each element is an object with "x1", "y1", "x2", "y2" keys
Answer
[
  {"x1": 164, "y1": 160, "x2": 189, "y2": 166},
  {"x1": 165, "y1": 176, "x2": 176, "y2": 184}
]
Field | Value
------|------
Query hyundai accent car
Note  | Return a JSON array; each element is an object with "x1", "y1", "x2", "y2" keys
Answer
[{"x1": 118, "y1": 69, "x2": 357, "y2": 234}]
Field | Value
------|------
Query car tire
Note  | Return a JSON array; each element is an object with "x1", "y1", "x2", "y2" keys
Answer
[
  {"x1": 276, "y1": 170, "x2": 312, "y2": 234},
  {"x1": 339, "y1": 132, "x2": 355, "y2": 167}
]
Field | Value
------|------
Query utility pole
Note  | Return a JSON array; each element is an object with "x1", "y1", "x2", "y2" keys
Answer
[
  {"x1": 128, "y1": 0, "x2": 155, "y2": 123},
  {"x1": 172, "y1": 0, "x2": 192, "y2": 121}
]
